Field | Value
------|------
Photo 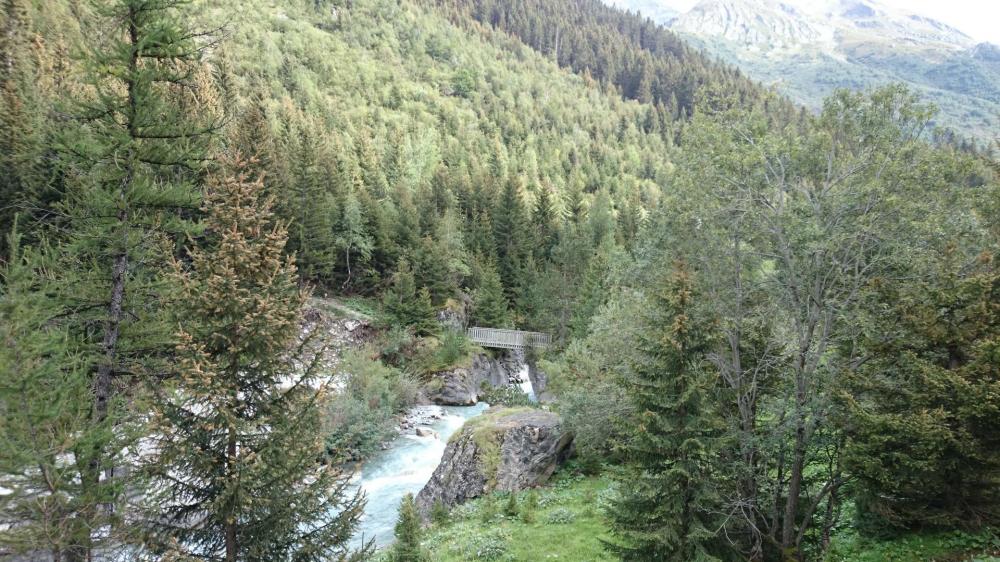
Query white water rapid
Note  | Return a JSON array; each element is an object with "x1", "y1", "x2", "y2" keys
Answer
[{"x1": 349, "y1": 403, "x2": 489, "y2": 550}]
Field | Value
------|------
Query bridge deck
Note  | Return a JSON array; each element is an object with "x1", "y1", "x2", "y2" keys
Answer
[{"x1": 467, "y1": 327, "x2": 551, "y2": 350}]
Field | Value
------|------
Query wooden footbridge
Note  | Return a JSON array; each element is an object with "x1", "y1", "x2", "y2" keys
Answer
[{"x1": 467, "y1": 327, "x2": 551, "y2": 350}]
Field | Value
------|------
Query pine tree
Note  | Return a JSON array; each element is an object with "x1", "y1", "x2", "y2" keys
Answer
[
  {"x1": 143, "y1": 153, "x2": 369, "y2": 561},
  {"x1": 471, "y1": 255, "x2": 510, "y2": 328},
  {"x1": 605, "y1": 261, "x2": 726, "y2": 562},
  {"x1": 382, "y1": 258, "x2": 438, "y2": 336},
  {"x1": 390, "y1": 493, "x2": 428, "y2": 562},
  {"x1": 0, "y1": 229, "x2": 96, "y2": 560}
]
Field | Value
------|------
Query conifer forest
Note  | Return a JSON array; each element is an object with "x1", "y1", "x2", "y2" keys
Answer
[{"x1": 0, "y1": 0, "x2": 998, "y2": 561}]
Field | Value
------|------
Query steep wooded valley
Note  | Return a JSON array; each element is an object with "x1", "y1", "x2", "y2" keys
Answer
[{"x1": 0, "y1": 0, "x2": 998, "y2": 561}]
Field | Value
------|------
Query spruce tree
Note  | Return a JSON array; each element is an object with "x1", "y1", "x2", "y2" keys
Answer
[
  {"x1": 571, "y1": 243, "x2": 611, "y2": 338},
  {"x1": 605, "y1": 261, "x2": 726, "y2": 562},
  {"x1": 531, "y1": 184, "x2": 559, "y2": 262},
  {"x1": 285, "y1": 122, "x2": 336, "y2": 283},
  {"x1": 472, "y1": 255, "x2": 511, "y2": 328},
  {"x1": 840, "y1": 250, "x2": 1000, "y2": 529},
  {"x1": 492, "y1": 179, "x2": 528, "y2": 297},
  {"x1": 143, "y1": 153, "x2": 369, "y2": 561},
  {"x1": 381, "y1": 258, "x2": 438, "y2": 336},
  {"x1": 390, "y1": 493, "x2": 428, "y2": 562}
]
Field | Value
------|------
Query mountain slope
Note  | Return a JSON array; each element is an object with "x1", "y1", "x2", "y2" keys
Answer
[{"x1": 613, "y1": 0, "x2": 1000, "y2": 142}]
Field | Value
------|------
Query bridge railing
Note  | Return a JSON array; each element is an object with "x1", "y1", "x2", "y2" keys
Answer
[{"x1": 467, "y1": 327, "x2": 551, "y2": 350}]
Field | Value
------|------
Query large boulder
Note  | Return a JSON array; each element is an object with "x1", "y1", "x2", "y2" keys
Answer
[{"x1": 415, "y1": 407, "x2": 573, "y2": 516}]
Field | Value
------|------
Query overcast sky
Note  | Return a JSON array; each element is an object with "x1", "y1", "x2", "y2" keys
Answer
[{"x1": 664, "y1": 0, "x2": 1000, "y2": 44}]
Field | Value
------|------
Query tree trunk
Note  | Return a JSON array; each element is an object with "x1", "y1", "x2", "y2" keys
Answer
[
  {"x1": 342, "y1": 246, "x2": 352, "y2": 290},
  {"x1": 225, "y1": 426, "x2": 238, "y2": 562},
  {"x1": 781, "y1": 362, "x2": 808, "y2": 560}
]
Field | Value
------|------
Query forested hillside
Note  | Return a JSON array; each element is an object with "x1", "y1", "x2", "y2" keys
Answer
[{"x1": 1, "y1": 0, "x2": 998, "y2": 560}]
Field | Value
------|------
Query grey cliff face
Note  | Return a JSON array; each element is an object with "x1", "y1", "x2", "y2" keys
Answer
[{"x1": 425, "y1": 351, "x2": 524, "y2": 405}]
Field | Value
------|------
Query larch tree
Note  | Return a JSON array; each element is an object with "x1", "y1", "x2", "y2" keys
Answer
[
  {"x1": 0, "y1": 230, "x2": 95, "y2": 560},
  {"x1": 52, "y1": 0, "x2": 218, "y2": 556},
  {"x1": 0, "y1": 0, "x2": 39, "y2": 260},
  {"x1": 142, "y1": 153, "x2": 369, "y2": 562},
  {"x1": 605, "y1": 261, "x2": 727, "y2": 562}
]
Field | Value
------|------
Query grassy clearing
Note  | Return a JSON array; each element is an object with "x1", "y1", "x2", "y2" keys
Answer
[
  {"x1": 417, "y1": 470, "x2": 615, "y2": 561},
  {"x1": 399, "y1": 465, "x2": 1000, "y2": 562}
]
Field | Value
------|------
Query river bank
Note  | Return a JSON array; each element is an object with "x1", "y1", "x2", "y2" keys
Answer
[{"x1": 349, "y1": 403, "x2": 490, "y2": 550}]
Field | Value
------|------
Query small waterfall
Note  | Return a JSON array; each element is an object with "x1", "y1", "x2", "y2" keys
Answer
[{"x1": 517, "y1": 363, "x2": 536, "y2": 402}]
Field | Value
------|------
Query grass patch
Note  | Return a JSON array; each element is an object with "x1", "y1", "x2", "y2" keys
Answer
[
  {"x1": 825, "y1": 527, "x2": 1000, "y2": 562},
  {"x1": 420, "y1": 470, "x2": 615, "y2": 562},
  {"x1": 309, "y1": 296, "x2": 376, "y2": 320}
]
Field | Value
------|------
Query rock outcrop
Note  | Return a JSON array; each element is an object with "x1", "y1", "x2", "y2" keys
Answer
[
  {"x1": 425, "y1": 352, "x2": 518, "y2": 405},
  {"x1": 415, "y1": 407, "x2": 573, "y2": 516}
]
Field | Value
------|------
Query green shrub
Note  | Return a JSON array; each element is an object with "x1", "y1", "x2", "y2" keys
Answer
[
  {"x1": 555, "y1": 375, "x2": 630, "y2": 474},
  {"x1": 478, "y1": 495, "x2": 499, "y2": 524},
  {"x1": 379, "y1": 325, "x2": 416, "y2": 367},
  {"x1": 407, "y1": 330, "x2": 476, "y2": 376},
  {"x1": 519, "y1": 490, "x2": 539, "y2": 524},
  {"x1": 432, "y1": 330, "x2": 472, "y2": 370},
  {"x1": 479, "y1": 384, "x2": 533, "y2": 407},
  {"x1": 546, "y1": 508, "x2": 576, "y2": 524},
  {"x1": 825, "y1": 527, "x2": 1000, "y2": 562},
  {"x1": 467, "y1": 530, "x2": 509, "y2": 560},
  {"x1": 503, "y1": 492, "x2": 519, "y2": 517},
  {"x1": 322, "y1": 349, "x2": 419, "y2": 462},
  {"x1": 431, "y1": 500, "x2": 450, "y2": 526}
]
